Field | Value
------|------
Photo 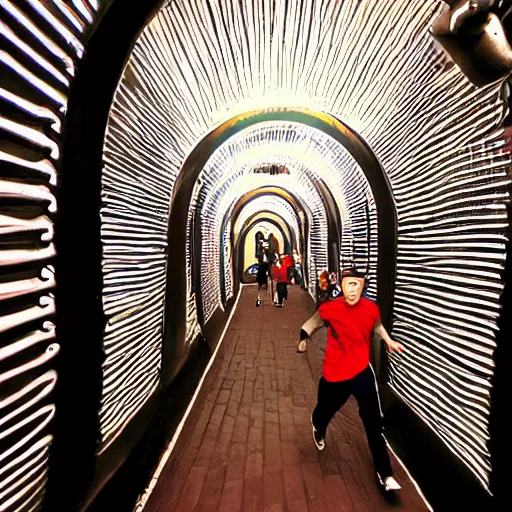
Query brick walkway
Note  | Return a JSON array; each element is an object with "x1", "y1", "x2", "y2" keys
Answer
[{"x1": 145, "y1": 285, "x2": 429, "y2": 512}]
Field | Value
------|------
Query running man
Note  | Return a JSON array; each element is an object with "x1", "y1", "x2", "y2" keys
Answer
[{"x1": 297, "y1": 267, "x2": 404, "y2": 493}]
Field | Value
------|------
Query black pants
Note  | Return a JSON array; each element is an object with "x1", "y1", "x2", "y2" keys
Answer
[
  {"x1": 312, "y1": 365, "x2": 393, "y2": 478},
  {"x1": 276, "y1": 282, "x2": 288, "y2": 304}
]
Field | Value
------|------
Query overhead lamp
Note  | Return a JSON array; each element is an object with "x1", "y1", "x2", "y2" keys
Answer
[{"x1": 432, "y1": 0, "x2": 512, "y2": 86}]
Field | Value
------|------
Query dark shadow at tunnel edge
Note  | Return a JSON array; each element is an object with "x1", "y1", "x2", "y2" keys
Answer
[
  {"x1": 487, "y1": 199, "x2": 512, "y2": 511},
  {"x1": 85, "y1": 334, "x2": 213, "y2": 512},
  {"x1": 383, "y1": 393, "x2": 496, "y2": 511},
  {"x1": 43, "y1": 1, "x2": 172, "y2": 511}
]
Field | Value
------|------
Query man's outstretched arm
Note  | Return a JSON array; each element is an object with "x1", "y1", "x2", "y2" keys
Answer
[
  {"x1": 297, "y1": 311, "x2": 325, "y2": 353},
  {"x1": 374, "y1": 321, "x2": 405, "y2": 353}
]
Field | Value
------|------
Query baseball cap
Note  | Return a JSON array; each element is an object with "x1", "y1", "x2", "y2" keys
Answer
[{"x1": 340, "y1": 267, "x2": 365, "y2": 280}]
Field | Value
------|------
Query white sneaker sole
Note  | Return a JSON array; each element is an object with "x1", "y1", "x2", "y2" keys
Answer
[
  {"x1": 377, "y1": 474, "x2": 402, "y2": 492},
  {"x1": 311, "y1": 416, "x2": 325, "y2": 451}
]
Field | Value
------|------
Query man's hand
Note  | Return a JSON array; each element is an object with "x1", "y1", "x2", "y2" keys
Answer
[
  {"x1": 386, "y1": 339, "x2": 405, "y2": 353},
  {"x1": 297, "y1": 339, "x2": 308, "y2": 353},
  {"x1": 374, "y1": 322, "x2": 405, "y2": 353}
]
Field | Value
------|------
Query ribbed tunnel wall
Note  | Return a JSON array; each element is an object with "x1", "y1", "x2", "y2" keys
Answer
[
  {"x1": 196, "y1": 121, "x2": 377, "y2": 299},
  {"x1": 0, "y1": 1, "x2": 511, "y2": 510},
  {"x1": 191, "y1": 122, "x2": 329, "y2": 313},
  {"x1": 0, "y1": 1, "x2": 99, "y2": 509},
  {"x1": 101, "y1": 0, "x2": 511, "y2": 489}
]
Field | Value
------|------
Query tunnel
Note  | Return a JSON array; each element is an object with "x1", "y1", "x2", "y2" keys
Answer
[{"x1": 1, "y1": 1, "x2": 511, "y2": 511}]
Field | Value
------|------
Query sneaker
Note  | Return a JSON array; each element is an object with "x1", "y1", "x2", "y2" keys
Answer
[
  {"x1": 256, "y1": 299, "x2": 261, "y2": 307},
  {"x1": 311, "y1": 416, "x2": 325, "y2": 451},
  {"x1": 275, "y1": 303, "x2": 283, "y2": 308},
  {"x1": 378, "y1": 474, "x2": 401, "y2": 492}
]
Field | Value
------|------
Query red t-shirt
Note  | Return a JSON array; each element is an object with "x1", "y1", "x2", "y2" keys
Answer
[
  {"x1": 271, "y1": 265, "x2": 288, "y2": 283},
  {"x1": 283, "y1": 255, "x2": 294, "y2": 269},
  {"x1": 318, "y1": 297, "x2": 380, "y2": 382}
]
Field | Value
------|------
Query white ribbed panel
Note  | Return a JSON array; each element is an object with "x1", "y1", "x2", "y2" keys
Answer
[
  {"x1": 101, "y1": 77, "x2": 173, "y2": 445},
  {"x1": 222, "y1": 226, "x2": 233, "y2": 302},
  {"x1": 190, "y1": 121, "x2": 376, "y2": 328},
  {"x1": 100, "y1": 0, "x2": 510, "y2": 488},
  {"x1": 183, "y1": 188, "x2": 202, "y2": 346},
  {"x1": 0, "y1": 0, "x2": 98, "y2": 509},
  {"x1": 190, "y1": 122, "x2": 345, "y2": 324}
]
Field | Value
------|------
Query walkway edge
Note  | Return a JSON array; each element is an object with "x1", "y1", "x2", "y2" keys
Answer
[
  {"x1": 385, "y1": 441, "x2": 434, "y2": 512},
  {"x1": 133, "y1": 284, "x2": 245, "y2": 512}
]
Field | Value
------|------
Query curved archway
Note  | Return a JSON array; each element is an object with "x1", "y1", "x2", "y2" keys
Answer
[
  {"x1": 227, "y1": 191, "x2": 309, "y2": 298},
  {"x1": 224, "y1": 211, "x2": 295, "y2": 306},
  {"x1": 165, "y1": 108, "x2": 396, "y2": 390},
  {"x1": 191, "y1": 142, "x2": 343, "y2": 323},
  {"x1": 227, "y1": 179, "x2": 343, "y2": 276},
  {"x1": 3, "y1": 1, "x2": 509, "y2": 510},
  {"x1": 201, "y1": 148, "x2": 355, "y2": 315},
  {"x1": 242, "y1": 212, "x2": 294, "y2": 251},
  {"x1": 229, "y1": 188, "x2": 307, "y2": 259},
  {"x1": 201, "y1": 185, "x2": 316, "y2": 326},
  {"x1": 193, "y1": 187, "x2": 306, "y2": 327},
  {"x1": 237, "y1": 215, "x2": 292, "y2": 274},
  {"x1": 237, "y1": 217, "x2": 292, "y2": 283}
]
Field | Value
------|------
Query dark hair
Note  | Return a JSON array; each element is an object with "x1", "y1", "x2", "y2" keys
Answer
[{"x1": 340, "y1": 267, "x2": 365, "y2": 280}]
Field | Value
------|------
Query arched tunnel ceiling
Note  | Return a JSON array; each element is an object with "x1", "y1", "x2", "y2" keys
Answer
[
  {"x1": 189, "y1": 121, "x2": 378, "y2": 326},
  {"x1": 99, "y1": 0, "x2": 512, "y2": 489},
  {"x1": 198, "y1": 192, "x2": 306, "y2": 327},
  {"x1": 233, "y1": 195, "x2": 303, "y2": 250},
  {"x1": 241, "y1": 213, "x2": 294, "y2": 253},
  {"x1": 193, "y1": 120, "x2": 370, "y2": 227}
]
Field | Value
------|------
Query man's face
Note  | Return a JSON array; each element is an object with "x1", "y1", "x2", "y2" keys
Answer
[{"x1": 342, "y1": 277, "x2": 364, "y2": 305}]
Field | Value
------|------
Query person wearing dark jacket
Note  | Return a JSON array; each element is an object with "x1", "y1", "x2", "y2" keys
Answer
[
  {"x1": 297, "y1": 268, "x2": 404, "y2": 493},
  {"x1": 255, "y1": 255, "x2": 270, "y2": 307}
]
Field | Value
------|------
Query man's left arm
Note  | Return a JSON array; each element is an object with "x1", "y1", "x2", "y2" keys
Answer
[{"x1": 374, "y1": 321, "x2": 405, "y2": 353}]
